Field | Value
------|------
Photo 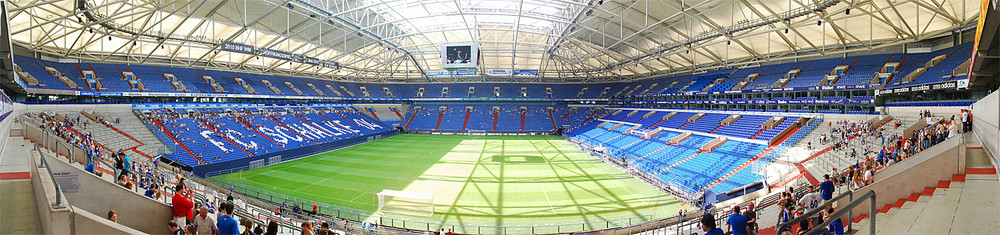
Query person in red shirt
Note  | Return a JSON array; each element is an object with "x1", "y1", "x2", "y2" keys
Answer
[
  {"x1": 172, "y1": 184, "x2": 194, "y2": 227},
  {"x1": 312, "y1": 204, "x2": 318, "y2": 216}
]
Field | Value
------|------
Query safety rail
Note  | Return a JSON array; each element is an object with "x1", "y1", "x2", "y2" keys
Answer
[
  {"x1": 36, "y1": 144, "x2": 67, "y2": 209},
  {"x1": 207, "y1": 176, "x2": 683, "y2": 234},
  {"x1": 777, "y1": 190, "x2": 876, "y2": 234}
]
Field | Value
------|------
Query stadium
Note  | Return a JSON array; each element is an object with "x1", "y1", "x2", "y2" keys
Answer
[{"x1": 0, "y1": 0, "x2": 997, "y2": 234}]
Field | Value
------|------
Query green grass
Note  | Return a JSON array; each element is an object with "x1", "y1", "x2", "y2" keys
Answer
[{"x1": 210, "y1": 134, "x2": 690, "y2": 233}]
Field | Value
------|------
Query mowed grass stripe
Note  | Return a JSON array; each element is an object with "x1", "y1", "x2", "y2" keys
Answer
[{"x1": 211, "y1": 134, "x2": 690, "y2": 227}]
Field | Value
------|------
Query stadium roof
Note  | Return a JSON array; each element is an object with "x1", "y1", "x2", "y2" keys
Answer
[{"x1": 8, "y1": 0, "x2": 981, "y2": 83}]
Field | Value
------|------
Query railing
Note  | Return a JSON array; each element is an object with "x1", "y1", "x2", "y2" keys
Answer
[
  {"x1": 36, "y1": 144, "x2": 67, "y2": 209},
  {"x1": 777, "y1": 190, "x2": 877, "y2": 234},
  {"x1": 208, "y1": 176, "x2": 680, "y2": 234}
]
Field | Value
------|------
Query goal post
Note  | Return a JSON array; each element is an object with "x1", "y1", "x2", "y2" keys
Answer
[
  {"x1": 376, "y1": 189, "x2": 435, "y2": 217},
  {"x1": 467, "y1": 130, "x2": 487, "y2": 136}
]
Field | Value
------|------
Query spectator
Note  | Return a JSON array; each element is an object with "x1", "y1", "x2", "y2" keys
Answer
[
  {"x1": 194, "y1": 206, "x2": 218, "y2": 235},
  {"x1": 114, "y1": 154, "x2": 124, "y2": 182},
  {"x1": 700, "y1": 214, "x2": 724, "y2": 235},
  {"x1": 185, "y1": 225, "x2": 196, "y2": 235},
  {"x1": 826, "y1": 207, "x2": 845, "y2": 235},
  {"x1": 318, "y1": 222, "x2": 331, "y2": 235},
  {"x1": 798, "y1": 186, "x2": 824, "y2": 226},
  {"x1": 251, "y1": 222, "x2": 263, "y2": 235},
  {"x1": 796, "y1": 218, "x2": 811, "y2": 235},
  {"x1": 172, "y1": 184, "x2": 194, "y2": 227},
  {"x1": 820, "y1": 174, "x2": 835, "y2": 200},
  {"x1": 85, "y1": 161, "x2": 96, "y2": 175},
  {"x1": 169, "y1": 220, "x2": 183, "y2": 235},
  {"x1": 217, "y1": 203, "x2": 240, "y2": 235},
  {"x1": 145, "y1": 185, "x2": 158, "y2": 199},
  {"x1": 743, "y1": 202, "x2": 758, "y2": 233},
  {"x1": 776, "y1": 202, "x2": 792, "y2": 233},
  {"x1": 265, "y1": 220, "x2": 278, "y2": 235},
  {"x1": 301, "y1": 222, "x2": 314, "y2": 235},
  {"x1": 702, "y1": 202, "x2": 715, "y2": 215},
  {"x1": 122, "y1": 153, "x2": 132, "y2": 178},
  {"x1": 726, "y1": 205, "x2": 749, "y2": 235},
  {"x1": 107, "y1": 210, "x2": 117, "y2": 223}
]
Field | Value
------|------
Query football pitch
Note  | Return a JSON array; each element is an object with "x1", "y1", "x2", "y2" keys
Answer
[{"x1": 209, "y1": 134, "x2": 689, "y2": 233}]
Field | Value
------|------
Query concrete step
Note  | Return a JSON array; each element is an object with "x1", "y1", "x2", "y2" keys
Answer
[
  {"x1": 0, "y1": 132, "x2": 43, "y2": 234},
  {"x1": 849, "y1": 174, "x2": 1000, "y2": 234}
]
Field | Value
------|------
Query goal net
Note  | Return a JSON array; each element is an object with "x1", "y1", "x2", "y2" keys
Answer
[
  {"x1": 467, "y1": 130, "x2": 488, "y2": 136},
  {"x1": 376, "y1": 190, "x2": 435, "y2": 217}
]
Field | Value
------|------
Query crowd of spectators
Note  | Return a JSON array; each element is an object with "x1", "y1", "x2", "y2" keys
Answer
[
  {"x1": 766, "y1": 110, "x2": 970, "y2": 234},
  {"x1": 823, "y1": 112, "x2": 967, "y2": 191}
]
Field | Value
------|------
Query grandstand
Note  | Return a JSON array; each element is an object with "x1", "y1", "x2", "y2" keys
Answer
[{"x1": 1, "y1": 0, "x2": 999, "y2": 234}]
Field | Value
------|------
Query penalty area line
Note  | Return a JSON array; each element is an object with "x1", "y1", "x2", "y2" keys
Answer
[{"x1": 541, "y1": 184, "x2": 556, "y2": 214}]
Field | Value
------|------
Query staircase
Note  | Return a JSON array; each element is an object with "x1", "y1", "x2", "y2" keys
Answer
[
  {"x1": 461, "y1": 111, "x2": 471, "y2": 132},
  {"x1": 404, "y1": 108, "x2": 419, "y2": 130},
  {"x1": 95, "y1": 110, "x2": 171, "y2": 157},
  {"x1": 642, "y1": 144, "x2": 674, "y2": 158},
  {"x1": 520, "y1": 112, "x2": 525, "y2": 132},
  {"x1": 151, "y1": 119, "x2": 204, "y2": 165},
  {"x1": 704, "y1": 127, "x2": 799, "y2": 190},
  {"x1": 750, "y1": 128, "x2": 766, "y2": 139},
  {"x1": 393, "y1": 109, "x2": 405, "y2": 119},
  {"x1": 657, "y1": 153, "x2": 700, "y2": 174},
  {"x1": 492, "y1": 112, "x2": 499, "y2": 132},
  {"x1": 549, "y1": 112, "x2": 557, "y2": 130},
  {"x1": 850, "y1": 169, "x2": 998, "y2": 234},
  {"x1": 849, "y1": 143, "x2": 1000, "y2": 234},
  {"x1": 434, "y1": 111, "x2": 444, "y2": 131}
]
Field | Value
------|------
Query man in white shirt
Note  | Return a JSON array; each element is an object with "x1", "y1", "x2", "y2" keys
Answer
[
  {"x1": 234, "y1": 196, "x2": 245, "y2": 211},
  {"x1": 193, "y1": 206, "x2": 218, "y2": 235},
  {"x1": 798, "y1": 186, "x2": 825, "y2": 226},
  {"x1": 961, "y1": 110, "x2": 970, "y2": 132},
  {"x1": 948, "y1": 121, "x2": 959, "y2": 139}
]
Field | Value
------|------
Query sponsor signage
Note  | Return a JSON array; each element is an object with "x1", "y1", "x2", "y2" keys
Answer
[
  {"x1": 625, "y1": 84, "x2": 878, "y2": 98},
  {"x1": 877, "y1": 80, "x2": 961, "y2": 95},
  {"x1": 220, "y1": 42, "x2": 254, "y2": 54},
  {"x1": 616, "y1": 97, "x2": 872, "y2": 105},
  {"x1": 487, "y1": 69, "x2": 512, "y2": 76},
  {"x1": 513, "y1": 70, "x2": 539, "y2": 76},
  {"x1": 220, "y1": 41, "x2": 339, "y2": 69},
  {"x1": 454, "y1": 70, "x2": 478, "y2": 76},
  {"x1": 259, "y1": 48, "x2": 295, "y2": 61},
  {"x1": 426, "y1": 70, "x2": 450, "y2": 76},
  {"x1": 486, "y1": 69, "x2": 538, "y2": 76}
]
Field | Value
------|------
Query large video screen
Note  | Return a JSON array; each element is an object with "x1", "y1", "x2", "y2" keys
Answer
[{"x1": 441, "y1": 44, "x2": 478, "y2": 69}]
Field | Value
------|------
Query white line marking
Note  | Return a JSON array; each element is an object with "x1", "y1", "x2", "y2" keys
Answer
[
  {"x1": 473, "y1": 201, "x2": 479, "y2": 215},
  {"x1": 294, "y1": 172, "x2": 343, "y2": 191},
  {"x1": 541, "y1": 184, "x2": 556, "y2": 214},
  {"x1": 349, "y1": 192, "x2": 368, "y2": 202}
]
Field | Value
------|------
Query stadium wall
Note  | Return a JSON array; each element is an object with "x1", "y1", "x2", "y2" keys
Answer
[
  {"x1": 40, "y1": 141, "x2": 174, "y2": 234},
  {"x1": 28, "y1": 140, "x2": 161, "y2": 234},
  {"x1": 0, "y1": 88, "x2": 14, "y2": 157},
  {"x1": 195, "y1": 129, "x2": 398, "y2": 178},
  {"x1": 972, "y1": 89, "x2": 999, "y2": 164}
]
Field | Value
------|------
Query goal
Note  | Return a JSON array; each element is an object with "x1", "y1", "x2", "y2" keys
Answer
[
  {"x1": 467, "y1": 130, "x2": 488, "y2": 136},
  {"x1": 376, "y1": 190, "x2": 435, "y2": 217}
]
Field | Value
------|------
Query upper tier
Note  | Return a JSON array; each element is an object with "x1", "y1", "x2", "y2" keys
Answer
[{"x1": 12, "y1": 42, "x2": 971, "y2": 99}]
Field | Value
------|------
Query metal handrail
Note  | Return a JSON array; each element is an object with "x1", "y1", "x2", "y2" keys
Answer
[
  {"x1": 36, "y1": 144, "x2": 67, "y2": 209},
  {"x1": 777, "y1": 190, "x2": 876, "y2": 234}
]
